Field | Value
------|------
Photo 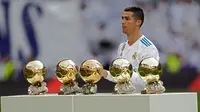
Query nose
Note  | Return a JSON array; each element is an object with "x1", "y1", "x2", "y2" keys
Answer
[{"x1": 121, "y1": 19, "x2": 125, "y2": 25}]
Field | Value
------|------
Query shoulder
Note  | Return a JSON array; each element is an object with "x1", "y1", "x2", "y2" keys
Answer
[
  {"x1": 139, "y1": 36, "x2": 158, "y2": 51},
  {"x1": 138, "y1": 36, "x2": 159, "y2": 60},
  {"x1": 137, "y1": 36, "x2": 160, "y2": 61},
  {"x1": 139, "y1": 36, "x2": 153, "y2": 47}
]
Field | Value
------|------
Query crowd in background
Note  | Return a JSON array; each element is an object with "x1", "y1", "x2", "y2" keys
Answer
[
  {"x1": 79, "y1": 0, "x2": 200, "y2": 90},
  {"x1": 81, "y1": 0, "x2": 200, "y2": 70}
]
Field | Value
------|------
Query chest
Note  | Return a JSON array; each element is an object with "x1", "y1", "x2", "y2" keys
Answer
[{"x1": 119, "y1": 45, "x2": 140, "y2": 69}]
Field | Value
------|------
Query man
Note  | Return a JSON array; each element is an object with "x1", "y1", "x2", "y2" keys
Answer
[{"x1": 102, "y1": 6, "x2": 160, "y2": 93}]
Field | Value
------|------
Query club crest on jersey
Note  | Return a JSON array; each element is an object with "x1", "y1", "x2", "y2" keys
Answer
[{"x1": 132, "y1": 52, "x2": 137, "y2": 60}]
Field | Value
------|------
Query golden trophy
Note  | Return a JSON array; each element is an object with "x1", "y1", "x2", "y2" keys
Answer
[
  {"x1": 55, "y1": 59, "x2": 81, "y2": 95},
  {"x1": 138, "y1": 57, "x2": 165, "y2": 94},
  {"x1": 23, "y1": 60, "x2": 48, "y2": 95},
  {"x1": 109, "y1": 58, "x2": 135, "y2": 94},
  {"x1": 79, "y1": 59, "x2": 103, "y2": 94}
]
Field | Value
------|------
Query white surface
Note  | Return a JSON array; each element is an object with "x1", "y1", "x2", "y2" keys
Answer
[
  {"x1": 1, "y1": 92, "x2": 198, "y2": 112},
  {"x1": 1, "y1": 92, "x2": 196, "y2": 97}
]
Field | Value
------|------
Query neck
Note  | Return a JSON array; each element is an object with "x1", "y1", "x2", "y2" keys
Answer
[{"x1": 127, "y1": 28, "x2": 142, "y2": 46}]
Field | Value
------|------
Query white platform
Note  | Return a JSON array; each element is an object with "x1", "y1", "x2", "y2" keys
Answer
[{"x1": 1, "y1": 93, "x2": 198, "y2": 112}]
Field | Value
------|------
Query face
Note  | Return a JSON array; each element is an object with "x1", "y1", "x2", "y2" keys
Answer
[{"x1": 121, "y1": 11, "x2": 141, "y2": 34}]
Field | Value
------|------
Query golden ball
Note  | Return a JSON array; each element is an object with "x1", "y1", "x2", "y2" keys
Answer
[
  {"x1": 55, "y1": 59, "x2": 78, "y2": 83},
  {"x1": 23, "y1": 60, "x2": 47, "y2": 84},
  {"x1": 138, "y1": 57, "x2": 162, "y2": 83},
  {"x1": 109, "y1": 58, "x2": 133, "y2": 83},
  {"x1": 79, "y1": 59, "x2": 103, "y2": 83}
]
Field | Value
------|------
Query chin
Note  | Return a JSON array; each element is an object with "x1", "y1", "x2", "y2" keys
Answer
[{"x1": 122, "y1": 30, "x2": 127, "y2": 34}]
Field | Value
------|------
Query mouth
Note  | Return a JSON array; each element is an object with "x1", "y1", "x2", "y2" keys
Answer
[{"x1": 122, "y1": 26, "x2": 126, "y2": 29}]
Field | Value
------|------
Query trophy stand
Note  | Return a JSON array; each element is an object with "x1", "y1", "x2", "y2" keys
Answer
[
  {"x1": 28, "y1": 81, "x2": 48, "y2": 95},
  {"x1": 81, "y1": 82, "x2": 97, "y2": 95},
  {"x1": 141, "y1": 80, "x2": 165, "y2": 94},
  {"x1": 58, "y1": 81, "x2": 81, "y2": 95},
  {"x1": 114, "y1": 81, "x2": 135, "y2": 94},
  {"x1": 1, "y1": 93, "x2": 197, "y2": 112}
]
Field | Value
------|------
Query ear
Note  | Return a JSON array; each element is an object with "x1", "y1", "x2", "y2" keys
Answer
[{"x1": 136, "y1": 20, "x2": 142, "y2": 26}]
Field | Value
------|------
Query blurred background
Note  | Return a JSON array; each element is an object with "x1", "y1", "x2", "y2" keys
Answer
[{"x1": 0, "y1": 0, "x2": 200, "y2": 111}]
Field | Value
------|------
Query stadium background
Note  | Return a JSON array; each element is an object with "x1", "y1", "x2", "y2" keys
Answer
[{"x1": 0, "y1": 0, "x2": 200, "y2": 111}]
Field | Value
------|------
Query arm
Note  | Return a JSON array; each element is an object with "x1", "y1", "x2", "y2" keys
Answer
[
  {"x1": 102, "y1": 43, "x2": 124, "y2": 82},
  {"x1": 129, "y1": 71, "x2": 146, "y2": 93},
  {"x1": 103, "y1": 67, "x2": 146, "y2": 93},
  {"x1": 102, "y1": 70, "x2": 115, "y2": 82},
  {"x1": 134, "y1": 47, "x2": 160, "y2": 92},
  {"x1": 130, "y1": 47, "x2": 160, "y2": 92}
]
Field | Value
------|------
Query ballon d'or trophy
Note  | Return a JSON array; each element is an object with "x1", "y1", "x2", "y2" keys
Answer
[
  {"x1": 109, "y1": 58, "x2": 135, "y2": 94},
  {"x1": 55, "y1": 59, "x2": 81, "y2": 95},
  {"x1": 138, "y1": 57, "x2": 165, "y2": 94},
  {"x1": 79, "y1": 59, "x2": 103, "y2": 94},
  {"x1": 23, "y1": 60, "x2": 48, "y2": 95}
]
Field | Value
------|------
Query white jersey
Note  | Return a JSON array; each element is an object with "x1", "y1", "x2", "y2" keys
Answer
[{"x1": 105, "y1": 35, "x2": 160, "y2": 93}]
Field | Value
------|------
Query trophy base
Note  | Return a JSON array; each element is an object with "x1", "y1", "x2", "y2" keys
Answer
[
  {"x1": 141, "y1": 80, "x2": 165, "y2": 94},
  {"x1": 81, "y1": 83, "x2": 97, "y2": 94},
  {"x1": 58, "y1": 91, "x2": 77, "y2": 95},
  {"x1": 28, "y1": 82, "x2": 48, "y2": 95},
  {"x1": 114, "y1": 81, "x2": 135, "y2": 94},
  {"x1": 58, "y1": 81, "x2": 81, "y2": 95}
]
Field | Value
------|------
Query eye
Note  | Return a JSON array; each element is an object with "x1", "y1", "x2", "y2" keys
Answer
[{"x1": 125, "y1": 17, "x2": 130, "y2": 20}]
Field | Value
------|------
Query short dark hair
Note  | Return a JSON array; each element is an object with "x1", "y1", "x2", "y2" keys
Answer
[{"x1": 124, "y1": 6, "x2": 144, "y2": 27}]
